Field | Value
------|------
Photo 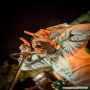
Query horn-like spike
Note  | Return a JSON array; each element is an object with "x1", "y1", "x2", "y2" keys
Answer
[
  {"x1": 20, "y1": 37, "x2": 30, "y2": 46},
  {"x1": 66, "y1": 25, "x2": 78, "y2": 31},
  {"x1": 24, "y1": 30, "x2": 42, "y2": 38},
  {"x1": 24, "y1": 30, "x2": 36, "y2": 37}
]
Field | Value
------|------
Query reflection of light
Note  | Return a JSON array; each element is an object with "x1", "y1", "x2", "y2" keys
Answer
[
  {"x1": 53, "y1": 71, "x2": 63, "y2": 80},
  {"x1": 33, "y1": 73, "x2": 45, "y2": 82}
]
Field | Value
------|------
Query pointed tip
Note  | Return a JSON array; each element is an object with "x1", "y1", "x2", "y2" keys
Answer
[
  {"x1": 20, "y1": 37, "x2": 30, "y2": 46},
  {"x1": 24, "y1": 30, "x2": 35, "y2": 37}
]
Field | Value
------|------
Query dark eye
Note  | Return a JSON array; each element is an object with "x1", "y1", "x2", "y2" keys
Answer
[{"x1": 36, "y1": 45, "x2": 42, "y2": 48}]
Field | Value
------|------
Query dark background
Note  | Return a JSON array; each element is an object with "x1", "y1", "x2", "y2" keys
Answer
[{"x1": 0, "y1": 1, "x2": 90, "y2": 64}]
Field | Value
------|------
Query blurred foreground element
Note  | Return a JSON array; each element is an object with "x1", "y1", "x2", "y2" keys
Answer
[{"x1": 0, "y1": 61, "x2": 53, "y2": 90}]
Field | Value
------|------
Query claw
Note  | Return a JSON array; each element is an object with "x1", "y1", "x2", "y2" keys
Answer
[{"x1": 20, "y1": 37, "x2": 30, "y2": 46}]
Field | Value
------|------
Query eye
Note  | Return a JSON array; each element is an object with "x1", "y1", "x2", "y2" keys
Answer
[
  {"x1": 36, "y1": 45, "x2": 42, "y2": 48},
  {"x1": 35, "y1": 42, "x2": 44, "y2": 49}
]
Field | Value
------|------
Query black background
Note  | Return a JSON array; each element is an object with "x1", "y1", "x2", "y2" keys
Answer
[{"x1": 0, "y1": 1, "x2": 90, "y2": 64}]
